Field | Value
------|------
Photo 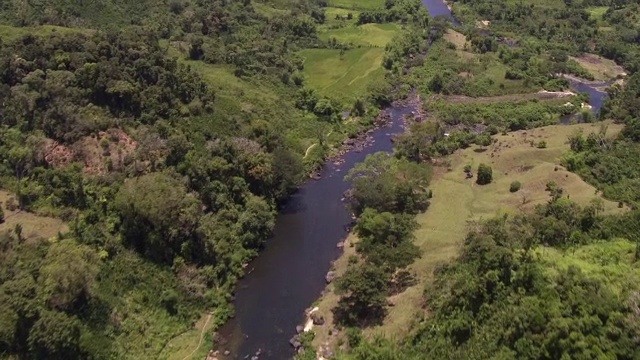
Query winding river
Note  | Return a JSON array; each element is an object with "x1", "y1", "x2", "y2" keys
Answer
[{"x1": 216, "y1": 1, "x2": 608, "y2": 359}]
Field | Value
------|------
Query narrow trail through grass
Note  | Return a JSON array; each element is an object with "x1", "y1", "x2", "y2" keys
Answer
[{"x1": 180, "y1": 313, "x2": 213, "y2": 360}]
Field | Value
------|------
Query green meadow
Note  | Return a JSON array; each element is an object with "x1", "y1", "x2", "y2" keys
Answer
[{"x1": 298, "y1": 47, "x2": 386, "y2": 102}]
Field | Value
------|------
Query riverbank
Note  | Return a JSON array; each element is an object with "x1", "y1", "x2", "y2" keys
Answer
[{"x1": 309, "y1": 121, "x2": 625, "y2": 355}]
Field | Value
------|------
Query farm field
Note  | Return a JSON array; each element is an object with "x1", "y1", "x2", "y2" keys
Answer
[
  {"x1": 319, "y1": 23, "x2": 401, "y2": 47},
  {"x1": 298, "y1": 47, "x2": 386, "y2": 102}
]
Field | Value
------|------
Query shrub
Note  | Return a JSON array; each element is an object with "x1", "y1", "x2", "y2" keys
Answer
[
  {"x1": 0, "y1": 206, "x2": 4, "y2": 223},
  {"x1": 476, "y1": 163, "x2": 493, "y2": 185},
  {"x1": 537, "y1": 140, "x2": 547, "y2": 148},
  {"x1": 509, "y1": 181, "x2": 522, "y2": 193}
]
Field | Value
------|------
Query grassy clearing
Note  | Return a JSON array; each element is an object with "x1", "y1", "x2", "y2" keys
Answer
[
  {"x1": 569, "y1": 53, "x2": 626, "y2": 81},
  {"x1": 504, "y1": 0, "x2": 565, "y2": 9},
  {"x1": 252, "y1": 2, "x2": 290, "y2": 17},
  {"x1": 324, "y1": 7, "x2": 361, "y2": 27},
  {"x1": 0, "y1": 24, "x2": 93, "y2": 42},
  {"x1": 311, "y1": 121, "x2": 624, "y2": 352},
  {"x1": 299, "y1": 47, "x2": 385, "y2": 102},
  {"x1": 158, "y1": 313, "x2": 215, "y2": 360},
  {"x1": 0, "y1": 190, "x2": 68, "y2": 242},
  {"x1": 443, "y1": 29, "x2": 467, "y2": 50},
  {"x1": 326, "y1": 0, "x2": 385, "y2": 10},
  {"x1": 539, "y1": 239, "x2": 640, "y2": 296},
  {"x1": 319, "y1": 23, "x2": 401, "y2": 47},
  {"x1": 587, "y1": 6, "x2": 609, "y2": 20}
]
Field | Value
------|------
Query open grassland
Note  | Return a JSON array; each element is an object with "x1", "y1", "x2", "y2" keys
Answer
[
  {"x1": 319, "y1": 23, "x2": 401, "y2": 47},
  {"x1": 0, "y1": 24, "x2": 92, "y2": 42},
  {"x1": 503, "y1": 0, "x2": 565, "y2": 9},
  {"x1": 158, "y1": 312, "x2": 216, "y2": 360},
  {"x1": 324, "y1": 7, "x2": 361, "y2": 26},
  {"x1": 539, "y1": 239, "x2": 640, "y2": 296},
  {"x1": 587, "y1": 6, "x2": 609, "y2": 20},
  {"x1": 570, "y1": 53, "x2": 627, "y2": 81},
  {"x1": 326, "y1": 0, "x2": 385, "y2": 10},
  {"x1": 0, "y1": 191, "x2": 68, "y2": 242},
  {"x1": 311, "y1": 121, "x2": 624, "y2": 353},
  {"x1": 299, "y1": 47, "x2": 385, "y2": 102},
  {"x1": 443, "y1": 29, "x2": 468, "y2": 50}
]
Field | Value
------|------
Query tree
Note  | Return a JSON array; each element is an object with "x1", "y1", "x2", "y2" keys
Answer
[
  {"x1": 510, "y1": 181, "x2": 522, "y2": 193},
  {"x1": 39, "y1": 239, "x2": 99, "y2": 310},
  {"x1": 333, "y1": 262, "x2": 389, "y2": 326},
  {"x1": 476, "y1": 163, "x2": 493, "y2": 185},
  {"x1": 28, "y1": 311, "x2": 83, "y2": 359},
  {"x1": 355, "y1": 209, "x2": 420, "y2": 270},
  {"x1": 114, "y1": 172, "x2": 202, "y2": 263},
  {"x1": 345, "y1": 152, "x2": 431, "y2": 215}
]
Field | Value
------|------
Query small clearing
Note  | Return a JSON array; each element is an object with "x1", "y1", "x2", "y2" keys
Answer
[
  {"x1": 298, "y1": 47, "x2": 385, "y2": 102},
  {"x1": 569, "y1": 53, "x2": 626, "y2": 81},
  {"x1": 0, "y1": 191, "x2": 68, "y2": 242},
  {"x1": 443, "y1": 29, "x2": 467, "y2": 50}
]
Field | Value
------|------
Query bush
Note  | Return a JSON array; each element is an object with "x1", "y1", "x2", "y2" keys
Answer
[
  {"x1": 0, "y1": 206, "x2": 4, "y2": 223},
  {"x1": 509, "y1": 181, "x2": 522, "y2": 193},
  {"x1": 476, "y1": 163, "x2": 493, "y2": 185},
  {"x1": 537, "y1": 140, "x2": 547, "y2": 149}
]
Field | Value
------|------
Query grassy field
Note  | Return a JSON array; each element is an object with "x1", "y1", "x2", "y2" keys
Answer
[
  {"x1": 311, "y1": 121, "x2": 625, "y2": 353},
  {"x1": 569, "y1": 53, "x2": 627, "y2": 81},
  {"x1": 319, "y1": 23, "x2": 401, "y2": 47},
  {"x1": 326, "y1": 0, "x2": 385, "y2": 10},
  {"x1": 0, "y1": 190, "x2": 68, "y2": 242},
  {"x1": 443, "y1": 29, "x2": 467, "y2": 50},
  {"x1": 324, "y1": 7, "x2": 361, "y2": 26},
  {"x1": 298, "y1": 47, "x2": 386, "y2": 102},
  {"x1": 540, "y1": 239, "x2": 640, "y2": 296},
  {"x1": 0, "y1": 24, "x2": 92, "y2": 42},
  {"x1": 158, "y1": 312, "x2": 216, "y2": 360},
  {"x1": 587, "y1": 6, "x2": 609, "y2": 20}
]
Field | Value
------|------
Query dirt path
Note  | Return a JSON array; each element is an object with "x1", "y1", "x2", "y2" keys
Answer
[
  {"x1": 304, "y1": 143, "x2": 318, "y2": 159},
  {"x1": 180, "y1": 313, "x2": 213, "y2": 360}
]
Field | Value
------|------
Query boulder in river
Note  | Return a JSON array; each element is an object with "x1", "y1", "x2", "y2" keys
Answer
[
  {"x1": 289, "y1": 335, "x2": 302, "y2": 349},
  {"x1": 296, "y1": 325, "x2": 304, "y2": 334},
  {"x1": 311, "y1": 313, "x2": 325, "y2": 326},
  {"x1": 325, "y1": 271, "x2": 336, "y2": 284}
]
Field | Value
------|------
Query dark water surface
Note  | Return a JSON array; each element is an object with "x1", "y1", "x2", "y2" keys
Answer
[{"x1": 217, "y1": 0, "x2": 608, "y2": 358}]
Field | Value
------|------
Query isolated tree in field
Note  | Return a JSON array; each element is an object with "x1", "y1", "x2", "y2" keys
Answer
[{"x1": 476, "y1": 163, "x2": 493, "y2": 185}]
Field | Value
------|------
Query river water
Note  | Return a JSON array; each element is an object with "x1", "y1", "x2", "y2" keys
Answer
[{"x1": 216, "y1": 1, "x2": 607, "y2": 359}]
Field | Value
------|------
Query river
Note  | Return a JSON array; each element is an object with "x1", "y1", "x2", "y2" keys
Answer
[{"x1": 216, "y1": 1, "x2": 607, "y2": 359}]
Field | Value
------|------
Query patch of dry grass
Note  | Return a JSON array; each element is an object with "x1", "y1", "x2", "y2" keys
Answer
[
  {"x1": 311, "y1": 121, "x2": 624, "y2": 352},
  {"x1": 570, "y1": 53, "x2": 627, "y2": 81},
  {"x1": 443, "y1": 29, "x2": 467, "y2": 50},
  {"x1": 0, "y1": 190, "x2": 68, "y2": 242}
]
